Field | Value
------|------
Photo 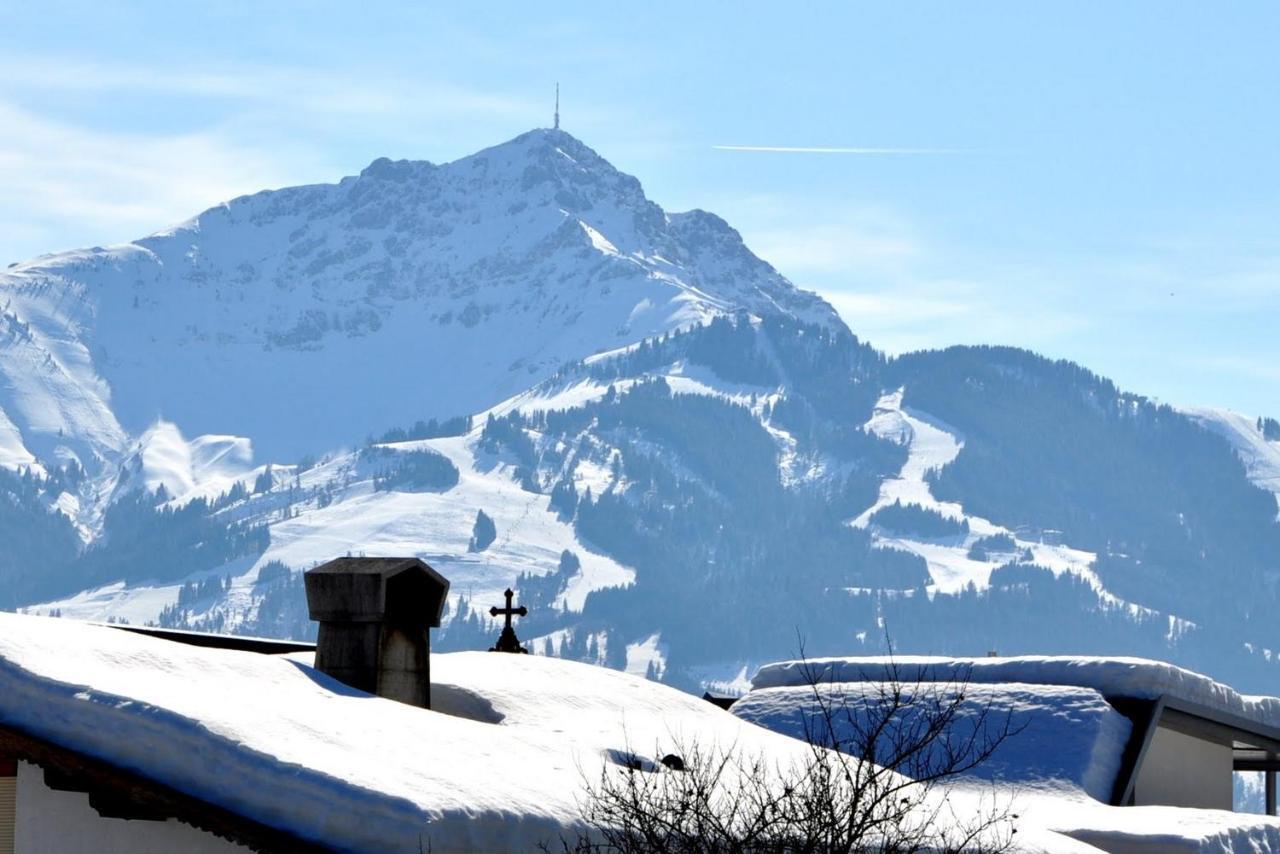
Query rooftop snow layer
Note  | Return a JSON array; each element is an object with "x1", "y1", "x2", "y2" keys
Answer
[
  {"x1": 751, "y1": 655, "x2": 1280, "y2": 732},
  {"x1": 0, "y1": 613, "x2": 828, "y2": 852},
  {"x1": 1037, "y1": 796, "x2": 1280, "y2": 853},
  {"x1": 732, "y1": 682, "x2": 1132, "y2": 802},
  {"x1": 6, "y1": 615, "x2": 1280, "y2": 851}
]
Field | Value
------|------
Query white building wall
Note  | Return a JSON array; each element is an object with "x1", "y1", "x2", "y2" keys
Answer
[
  {"x1": 1133, "y1": 724, "x2": 1233, "y2": 810},
  {"x1": 14, "y1": 762, "x2": 249, "y2": 854}
]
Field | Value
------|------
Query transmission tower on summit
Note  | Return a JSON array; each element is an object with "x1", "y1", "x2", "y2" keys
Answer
[{"x1": 554, "y1": 83, "x2": 560, "y2": 130}]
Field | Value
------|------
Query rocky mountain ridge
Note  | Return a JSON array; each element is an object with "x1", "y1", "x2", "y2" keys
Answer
[{"x1": 0, "y1": 128, "x2": 835, "y2": 473}]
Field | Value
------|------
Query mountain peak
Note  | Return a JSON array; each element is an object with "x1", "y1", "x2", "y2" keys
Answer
[
  {"x1": 0, "y1": 127, "x2": 841, "y2": 463},
  {"x1": 492, "y1": 126, "x2": 593, "y2": 155},
  {"x1": 350, "y1": 127, "x2": 637, "y2": 227},
  {"x1": 358, "y1": 128, "x2": 602, "y2": 182},
  {"x1": 459, "y1": 127, "x2": 626, "y2": 190}
]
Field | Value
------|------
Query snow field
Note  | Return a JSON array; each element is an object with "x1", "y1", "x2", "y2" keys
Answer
[
  {"x1": 31, "y1": 417, "x2": 638, "y2": 630},
  {"x1": 624, "y1": 632, "x2": 667, "y2": 678}
]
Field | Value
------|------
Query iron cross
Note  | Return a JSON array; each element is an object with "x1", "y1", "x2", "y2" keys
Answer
[{"x1": 489, "y1": 588, "x2": 527, "y2": 630}]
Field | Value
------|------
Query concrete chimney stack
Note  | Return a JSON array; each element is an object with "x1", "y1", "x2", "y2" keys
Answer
[{"x1": 305, "y1": 557, "x2": 449, "y2": 708}]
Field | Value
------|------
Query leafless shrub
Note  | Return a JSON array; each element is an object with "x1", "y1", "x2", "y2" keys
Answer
[{"x1": 552, "y1": 646, "x2": 1021, "y2": 853}]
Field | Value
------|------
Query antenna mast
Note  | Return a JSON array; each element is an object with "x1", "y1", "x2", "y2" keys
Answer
[{"x1": 554, "y1": 83, "x2": 560, "y2": 130}]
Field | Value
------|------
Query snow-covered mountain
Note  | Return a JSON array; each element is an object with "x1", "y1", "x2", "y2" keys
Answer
[
  {"x1": 0, "y1": 128, "x2": 835, "y2": 472},
  {"x1": 4, "y1": 129, "x2": 1280, "y2": 699}
]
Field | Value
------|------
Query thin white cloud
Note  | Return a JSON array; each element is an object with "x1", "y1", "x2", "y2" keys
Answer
[
  {"x1": 0, "y1": 54, "x2": 542, "y2": 124},
  {"x1": 751, "y1": 222, "x2": 918, "y2": 276},
  {"x1": 822, "y1": 284, "x2": 1094, "y2": 356},
  {"x1": 706, "y1": 193, "x2": 1097, "y2": 356},
  {"x1": 0, "y1": 54, "x2": 554, "y2": 262},
  {"x1": 708, "y1": 194, "x2": 922, "y2": 277},
  {"x1": 0, "y1": 99, "x2": 323, "y2": 260},
  {"x1": 714, "y1": 145, "x2": 971, "y2": 155}
]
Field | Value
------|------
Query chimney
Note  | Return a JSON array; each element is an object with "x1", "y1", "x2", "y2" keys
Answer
[{"x1": 304, "y1": 557, "x2": 449, "y2": 708}]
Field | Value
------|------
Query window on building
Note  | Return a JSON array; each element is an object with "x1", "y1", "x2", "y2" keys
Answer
[{"x1": 0, "y1": 756, "x2": 15, "y2": 854}]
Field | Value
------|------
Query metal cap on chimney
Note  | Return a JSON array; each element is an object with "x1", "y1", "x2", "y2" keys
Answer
[{"x1": 305, "y1": 557, "x2": 449, "y2": 708}]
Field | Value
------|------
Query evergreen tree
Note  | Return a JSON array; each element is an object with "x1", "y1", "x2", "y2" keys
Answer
[{"x1": 468, "y1": 510, "x2": 497, "y2": 552}]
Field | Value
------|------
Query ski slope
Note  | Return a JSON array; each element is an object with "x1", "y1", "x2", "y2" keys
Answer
[
  {"x1": 32, "y1": 419, "x2": 636, "y2": 628},
  {"x1": 853, "y1": 389, "x2": 1102, "y2": 595}
]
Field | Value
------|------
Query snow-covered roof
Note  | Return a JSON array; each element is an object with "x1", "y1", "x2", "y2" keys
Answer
[
  {"x1": 741, "y1": 655, "x2": 1280, "y2": 850},
  {"x1": 6, "y1": 616, "x2": 1280, "y2": 851},
  {"x1": 733, "y1": 682, "x2": 1131, "y2": 802},
  {"x1": 0, "y1": 613, "x2": 818, "y2": 852},
  {"x1": 752, "y1": 655, "x2": 1280, "y2": 733}
]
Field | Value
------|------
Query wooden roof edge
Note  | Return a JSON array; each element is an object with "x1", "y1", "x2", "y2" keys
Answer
[
  {"x1": 100, "y1": 623, "x2": 316, "y2": 654},
  {"x1": 1158, "y1": 694, "x2": 1280, "y2": 749},
  {"x1": 0, "y1": 723, "x2": 331, "y2": 853}
]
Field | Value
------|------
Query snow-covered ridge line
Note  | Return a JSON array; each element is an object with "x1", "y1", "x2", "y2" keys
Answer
[
  {"x1": 1181, "y1": 407, "x2": 1280, "y2": 510},
  {"x1": 752, "y1": 654, "x2": 1280, "y2": 730},
  {"x1": 110, "y1": 420, "x2": 268, "y2": 511}
]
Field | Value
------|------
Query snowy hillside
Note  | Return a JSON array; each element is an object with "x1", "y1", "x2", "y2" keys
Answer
[
  {"x1": 1182, "y1": 407, "x2": 1280, "y2": 513},
  {"x1": 853, "y1": 389, "x2": 1102, "y2": 596},
  {"x1": 23, "y1": 316, "x2": 1278, "y2": 704}
]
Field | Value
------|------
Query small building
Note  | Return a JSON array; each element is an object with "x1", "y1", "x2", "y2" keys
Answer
[{"x1": 736, "y1": 655, "x2": 1280, "y2": 814}]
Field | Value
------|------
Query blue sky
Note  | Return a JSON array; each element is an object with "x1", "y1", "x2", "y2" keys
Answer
[{"x1": 1, "y1": 1, "x2": 1276, "y2": 416}]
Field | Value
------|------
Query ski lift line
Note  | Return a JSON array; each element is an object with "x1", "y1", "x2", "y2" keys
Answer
[
  {"x1": 476, "y1": 445, "x2": 542, "y2": 590},
  {"x1": 484, "y1": 487, "x2": 538, "y2": 582}
]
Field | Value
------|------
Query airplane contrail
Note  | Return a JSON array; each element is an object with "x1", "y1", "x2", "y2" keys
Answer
[{"x1": 713, "y1": 145, "x2": 968, "y2": 154}]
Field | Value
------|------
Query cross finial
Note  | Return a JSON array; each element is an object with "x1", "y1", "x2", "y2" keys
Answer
[
  {"x1": 488, "y1": 588, "x2": 529, "y2": 654},
  {"x1": 554, "y1": 83, "x2": 560, "y2": 131}
]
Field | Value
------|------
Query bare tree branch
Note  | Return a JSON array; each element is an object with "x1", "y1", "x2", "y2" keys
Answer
[{"x1": 561, "y1": 636, "x2": 1021, "y2": 852}]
